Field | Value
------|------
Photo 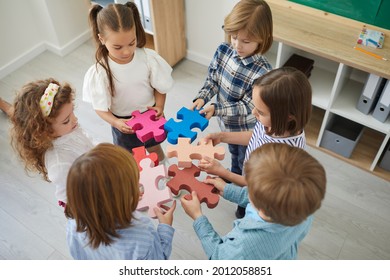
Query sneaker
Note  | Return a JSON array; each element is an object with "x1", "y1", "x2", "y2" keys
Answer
[{"x1": 235, "y1": 205, "x2": 245, "y2": 219}]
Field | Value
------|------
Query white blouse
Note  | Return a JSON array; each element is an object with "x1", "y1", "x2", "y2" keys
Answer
[
  {"x1": 83, "y1": 48, "x2": 174, "y2": 116},
  {"x1": 45, "y1": 127, "x2": 95, "y2": 203}
]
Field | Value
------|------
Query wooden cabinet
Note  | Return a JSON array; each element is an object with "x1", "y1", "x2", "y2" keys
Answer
[
  {"x1": 267, "y1": 0, "x2": 390, "y2": 181},
  {"x1": 142, "y1": 0, "x2": 186, "y2": 66}
]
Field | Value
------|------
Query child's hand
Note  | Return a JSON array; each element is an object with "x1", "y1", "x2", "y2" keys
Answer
[
  {"x1": 191, "y1": 99, "x2": 205, "y2": 110},
  {"x1": 199, "y1": 156, "x2": 225, "y2": 176},
  {"x1": 201, "y1": 105, "x2": 215, "y2": 119},
  {"x1": 147, "y1": 106, "x2": 164, "y2": 119},
  {"x1": 154, "y1": 200, "x2": 176, "y2": 226},
  {"x1": 203, "y1": 132, "x2": 222, "y2": 145},
  {"x1": 203, "y1": 177, "x2": 227, "y2": 196},
  {"x1": 180, "y1": 191, "x2": 203, "y2": 220},
  {"x1": 116, "y1": 118, "x2": 134, "y2": 134}
]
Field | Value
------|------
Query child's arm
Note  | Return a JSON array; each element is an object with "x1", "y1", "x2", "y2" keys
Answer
[
  {"x1": 148, "y1": 89, "x2": 166, "y2": 119},
  {"x1": 204, "y1": 131, "x2": 252, "y2": 146},
  {"x1": 204, "y1": 178, "x2": 249, "y2": 207},
  {"x1": 199, "y1": 158, "x2": 247, "y2": 186},
  {"x1": 95, "y1": 110, "x2": 134, "y2": 134},
  {"x1": 153, "y1": 201, "x2": 176, "y2": 259},
  {"x1": 181, "y1": 190, "x2": 249, "y2": 260}
]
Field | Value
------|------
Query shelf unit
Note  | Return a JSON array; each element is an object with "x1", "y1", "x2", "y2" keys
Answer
[
  {"x1": 143, "y1": 0, "x2": 186, "y2": 66},
  {"x1": 267, "y1": 0, "x2": 390, "y2": 181}
]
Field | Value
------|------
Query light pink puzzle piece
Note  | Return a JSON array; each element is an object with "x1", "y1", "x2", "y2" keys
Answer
[
  {"x1": 137, "y1": 158, "x2": 173, "y2": 218},
  {"x1": 166, "y1": 137, "x2": 225, "y2": 168},
  {"x1": 125, "y1": 109, "x2": 166, "y2": 143}
]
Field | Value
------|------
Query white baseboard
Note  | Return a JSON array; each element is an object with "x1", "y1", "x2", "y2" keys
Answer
[
  {"x1": 45, "y1": 30, "x2": 91, "y2": 57},
  {"x1": 0, "y1": 30, "x2": 91, "y2": 80},
  {"x1": 186, "y1": 50, "x2": 211, "y2": 67},
  {"x1": 0, "y1": 43, "x2": 46, "y2": 80}
]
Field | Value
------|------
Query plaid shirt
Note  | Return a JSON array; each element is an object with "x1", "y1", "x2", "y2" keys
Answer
[{"x1": 195, "y1": 43, "x2": 272, "y2": 132}]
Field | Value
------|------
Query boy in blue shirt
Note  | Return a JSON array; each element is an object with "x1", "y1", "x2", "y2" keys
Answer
[{"x1": 181, "y1": 143, "x2": 326, "y2": 260}]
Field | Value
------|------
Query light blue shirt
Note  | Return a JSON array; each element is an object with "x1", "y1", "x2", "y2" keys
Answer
[
  {"x1": 193, "y1": 184, "x2": 313, "y2": 260},
  {"x1": 66, "y1": 211, "x2": 174, "y2": 260}
]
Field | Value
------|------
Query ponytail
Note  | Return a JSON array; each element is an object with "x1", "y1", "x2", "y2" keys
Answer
[{"x1": 125, "y1": 1, "x2": 146, "y2": 47}]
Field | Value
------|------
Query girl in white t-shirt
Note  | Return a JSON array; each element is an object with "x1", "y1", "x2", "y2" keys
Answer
[
  {"x1": 83, "y1": 2, "x2": 173, "y2": 161},
  {"x1": 10, "y1": 79, "x2": 95, "y2": 207}
]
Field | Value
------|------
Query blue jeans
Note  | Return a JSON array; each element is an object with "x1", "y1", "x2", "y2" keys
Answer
[{"x1": 228, "y1": 144, "x2": 247, "y2": 175}]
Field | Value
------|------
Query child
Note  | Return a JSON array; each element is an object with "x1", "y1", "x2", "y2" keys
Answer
[
  {"x1": 65, "y1": 143, "x2": 176, "y2": 260},
  {"x1": 192, "y1": 0, "x2": 273, "y2": 216},
  {"x1": 83, "y1": 2, "x2": 173, "y2": 161},
  {"x1": 200, "y1": 67, "x2": 312, "y2": 217},
  {"x1": 181, "y1": 143, "x2": 326, "y2": 260},
  {"x1": 10, "y1": 79, "x2": 95, "y2": 206}
]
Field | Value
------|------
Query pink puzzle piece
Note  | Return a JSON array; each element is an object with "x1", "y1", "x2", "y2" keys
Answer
[
  {"x1": 132, "y1": 146, "x2": 158, "y2": 171},
  {"x1": 137, "y1": 158, "x2": 173, "y2": 218},
  {"x1": 167, "y1": 163, "x2": 219, "y2": 208},
  {"x1": 166, "y1": 137, "x2": 225, "y2": 168},
  {"x1": 125, "y1": 109, "x2": 167, "y2": 143}
]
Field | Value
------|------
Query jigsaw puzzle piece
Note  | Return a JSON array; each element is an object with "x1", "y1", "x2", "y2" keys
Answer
[
  {"x1": 132, "y1": 146, "x2": 159, "y2": 171},
  {"x1": 137, "y1": 158, "x2": 173, "y2": 218},
  {"x1": 164, "y1": 107, "x2": 209, "y2": 144},
  {"x1": 166, "y1": 137, "x2": 225, "y2": 168},
  {"x1": 125, "y1": 109, "x2": 167, "y2": 143},
  {"x1": 167, "y1": 163, "x2": 219, "y2": 208}
]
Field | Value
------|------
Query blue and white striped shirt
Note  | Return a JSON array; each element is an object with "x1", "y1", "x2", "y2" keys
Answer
[
  {"x1": 195, "y1": 43, "x2": 272, "y2": 132},
  {"x1": 244, "y1": 121, "x2": 306, "y2": 163},
  {"x1": 66, "y1": 211, "x2": 174, "y2": 260}
]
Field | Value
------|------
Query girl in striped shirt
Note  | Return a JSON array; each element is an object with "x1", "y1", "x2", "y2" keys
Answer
[{"x1": 199, "y1": 67, "x2": 312, "y2": 214}]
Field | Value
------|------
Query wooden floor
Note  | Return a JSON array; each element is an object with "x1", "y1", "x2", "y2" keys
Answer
[{"x1": 1, "y1": 40, "x2": 390, "y2": 260}]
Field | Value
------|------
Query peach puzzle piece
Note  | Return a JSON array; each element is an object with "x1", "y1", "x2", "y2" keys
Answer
[
  {"x1": 137, "y1": 158, "x2": 173, "y2": 218},
  {"x1": 167, "y1": 163, "x2": 219, "y2": 208},
  {"x1": 166, "y1": 137, "x2": 225, "y2": 168},
  {"x1": 132, "y1": 146, "x2": 158, "y2": 171},
  {"x1": 125, "y1": 109, "x2": 166, "y2": 143},
  {"x1": 164, "y1": 107, "x2": 209, "y2": 144}
]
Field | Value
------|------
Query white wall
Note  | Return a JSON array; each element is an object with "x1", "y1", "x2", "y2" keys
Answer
[
  {"x1": 184, "y1": 0, "x2": 238, "y2": 66},
  {"x1": 0, "y1": 0, "x2": 90, "y2": 79},
  {"x1": 0, "y1": 0, "x2": 239, "y2": 79}
]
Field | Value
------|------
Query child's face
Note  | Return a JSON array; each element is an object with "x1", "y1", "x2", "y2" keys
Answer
[
  {"x1": 231, "y1": 30, "x2": 260, "y2": 58},
  {"x1": 252, "y1": 86, "x2": 271, "y2": 128},
  {"x1": 51, "y1": 102, "x2": 78, "y2": 137},
  {"x1": 99, "y1": 27, "x2": 137, "y2": 64}
]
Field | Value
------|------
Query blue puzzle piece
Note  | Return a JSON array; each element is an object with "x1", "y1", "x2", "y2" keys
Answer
[{"x1": 164, "y1": 107, "x2": 209, "y2": 144}]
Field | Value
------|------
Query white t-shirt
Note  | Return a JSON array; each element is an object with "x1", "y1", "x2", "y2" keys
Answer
[
  {"x1": 83, "y1": 48, "x2": 174, "y2": 116},
  {"x1": 45, "y1": 127, "x2": 95, "y2": 203}
]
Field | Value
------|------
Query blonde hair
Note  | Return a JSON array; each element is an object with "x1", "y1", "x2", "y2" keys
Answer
[
  {"x1": 224, "y1": 0, "x2": 273, "y2": 54},
  {"x1": 253, "y1": 67, "x2": 312, "y2": 136},
  {"x1": 89, "y1": 2, "x2": 145, "y2": 97},
  {"x1": 10, "y1": 78, "x2": 74, "y2": 181},
  {"x1": 64, "y1": 143, "x2": 140, "y2": 249},
  {"x1": 245, "y1": 143, "x2": 326, "y2": 226}
]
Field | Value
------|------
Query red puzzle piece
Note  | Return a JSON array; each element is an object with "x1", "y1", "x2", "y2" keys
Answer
[
  {"x1": 166, "y1": 137, "x2": 225, "y2": 168},
  {"x1": 137, "y1": 158, "x2": 173, "y2": 218},
  {"x1": 132, "y1": 146, "x2": 158, "y2": 171},
  {"x1": 125, "y1": 109, "x2": 167, "y2": 143},
  {"x1": 167, "y1": 163, "x2": 219, "y2": 208}
]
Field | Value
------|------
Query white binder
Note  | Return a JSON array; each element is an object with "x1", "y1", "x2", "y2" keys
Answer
[
  {"x1": 373, "y1": 80, "x2": 390, "y2": 122},
  {"x1": 141, "y1": 0, "x2": 153, "y2": 33},
  {"x1": 356, "y1": 74, "x2": 386, "y2": 115}
]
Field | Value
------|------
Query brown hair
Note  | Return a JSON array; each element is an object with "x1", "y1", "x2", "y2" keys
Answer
[
  {"x1": 224, "y1": 0, "x2": 273, "y2": 54},
  {"x1": 245, "y1": 143, "x2": 326, "y2": 226},
  {"x1": 64, "y1": 143, "x2": 140, "y2": 249},
  {"x1": 254, "y1": 67, "x2": 312, "y2": 136},
  {"x1": 10, "y1": 78, "x2": 74, "y2": 181},
  {"x1": 89, "y1": 1, "x2": 145, "y2": 97}
]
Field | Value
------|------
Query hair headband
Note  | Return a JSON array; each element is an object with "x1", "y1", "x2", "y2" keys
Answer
[{"x1": 40, "y1": 83, "x2": 59, "y2": 117}]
